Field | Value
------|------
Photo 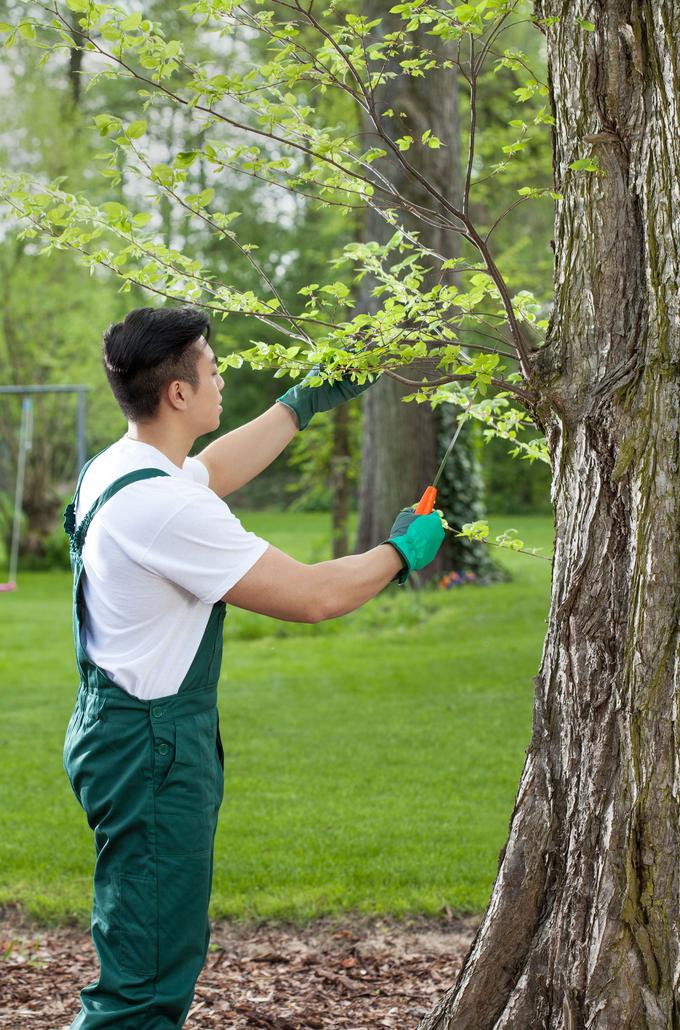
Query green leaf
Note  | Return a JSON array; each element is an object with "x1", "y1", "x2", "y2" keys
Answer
[
  {"x1": 121, "y1": 12, "x2": 143, "y2": 31},
  {"x1": 125, "y1": 120, "x2": 147, "y2": 139},
  {"x1": 101, "y1": 201, "x2": 128, "y2": 221},
  {"x1": 186, "y1": 187, "x2": 215, "y2": 209},
  {"x1": 568, "y1": 157, "x2": 600, "y2": 172},
  {"x1": 94, "y1": 114, "x2": 121, "y2": 137},
  {"x1": 219, "y1": 353, "x2": 244, "y2": 370},
  {"x1": 456, "y1": 4, "x2": 479, "y2": 24},
  {"x1": 577, "y1": 18, "x2": 596, "y2": 31},
  {"x1": 175, "y1": 151, "x2": 200, "y2": 169},
  {"x1": 151, "y1": 163, "x2": 174, "y2": 186}
]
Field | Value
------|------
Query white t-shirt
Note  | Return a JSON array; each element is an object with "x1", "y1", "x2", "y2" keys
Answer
[{"x1": 75, "y1": 437, "x2": 269, "y2": 700}]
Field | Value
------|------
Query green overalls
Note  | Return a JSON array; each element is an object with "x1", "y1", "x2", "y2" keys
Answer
[{"x1": 63, "y1": 460, "x2": 226, "y2": 1029}]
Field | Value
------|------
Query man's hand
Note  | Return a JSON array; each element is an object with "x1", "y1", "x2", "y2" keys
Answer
[
  {"x1": 276, "y1": 364, "x2": 376, "y2": 430},
  {"x1": 384, "y1": 507, "x2": 446, "y2": 585}
]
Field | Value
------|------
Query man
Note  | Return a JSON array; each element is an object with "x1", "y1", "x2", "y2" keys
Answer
[{"x1": 62, "y1": 306, "x2": 444, "y2": 1029}]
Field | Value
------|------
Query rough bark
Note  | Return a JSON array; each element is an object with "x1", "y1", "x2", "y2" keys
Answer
[
  {"x1": 420, "y1": 2, "x2": 680, "y2": 1027},
  {"x1": 355, "y1": 2, "x2": 488, "y2": 581}
]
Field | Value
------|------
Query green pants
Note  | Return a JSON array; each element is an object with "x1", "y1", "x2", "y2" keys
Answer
[{"x1": 63, "y1": 463, "x2": 226, "y2": 1029}]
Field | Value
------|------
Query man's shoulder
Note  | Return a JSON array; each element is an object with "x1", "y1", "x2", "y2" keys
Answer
[{"x1": 77, "y1": 439, "x2": 210, "y2": 519}]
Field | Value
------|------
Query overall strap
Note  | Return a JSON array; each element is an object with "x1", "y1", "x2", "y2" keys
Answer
[
  {"x1": 63, "y1": 446, "x2": 111, "y2": 538},
  {"x1": 70, "y1": 468, "x2": 170, "y2": 555}
]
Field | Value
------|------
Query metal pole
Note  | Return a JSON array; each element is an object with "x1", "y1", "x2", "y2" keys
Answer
[
  {"x1": 77, "y1": 388, "x2": 87, "y2": 473},
  {"x1": 0, "y1": 385, "x2": 90, "y2": 395},
  {"x1": 8, "y1": 398, "x2": 32, "y2": 586}
]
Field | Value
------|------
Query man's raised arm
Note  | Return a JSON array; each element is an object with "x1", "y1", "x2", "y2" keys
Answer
[{"x1": 197, "y1": 365, "x2": 375, "y2": 497}]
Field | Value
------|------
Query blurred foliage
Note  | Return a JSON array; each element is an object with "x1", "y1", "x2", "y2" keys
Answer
[{"x1": 0, "y1": 0, "x2": 553, "y2": 567}]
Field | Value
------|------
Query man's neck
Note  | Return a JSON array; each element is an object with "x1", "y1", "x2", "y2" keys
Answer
[{"x1": 126, "y1": 422, "x2": 193, "y2": 470}]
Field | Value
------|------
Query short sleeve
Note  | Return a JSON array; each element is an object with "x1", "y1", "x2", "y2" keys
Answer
[
  {"x1": 183, "y1": 456, "x2": 210, "y2": 486},
  {"x1": 140, "y1": 488, "x2": 269, "y2": 604}
]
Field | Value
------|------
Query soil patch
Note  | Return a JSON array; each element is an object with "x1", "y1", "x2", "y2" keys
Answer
[{"x1": 1, "y1": 911, "x2": 477, "y2": 1029}]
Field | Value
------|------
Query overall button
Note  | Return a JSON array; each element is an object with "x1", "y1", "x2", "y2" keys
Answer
[
  {"x1": 152, "y1": 706, "x2": 165, "y2": 718},
  {"x1": 157, "y1": 742, "x2": 170, "y2": 756}
]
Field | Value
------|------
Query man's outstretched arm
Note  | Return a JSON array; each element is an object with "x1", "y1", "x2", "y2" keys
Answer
[
  {"x1": 223, "y1": 544, "x2": 403, "y2": 622},
  {"x1": 223, "y1": 509, "x2": 446, "y2": 620}
]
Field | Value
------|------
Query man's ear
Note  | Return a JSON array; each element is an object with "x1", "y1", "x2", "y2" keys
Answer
[{"x1": 166, "y1": 379, "x2": 189, "y2": 412}]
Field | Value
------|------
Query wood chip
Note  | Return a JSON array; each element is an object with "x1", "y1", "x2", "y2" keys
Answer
[{"x1": 0, "y1": 912, "x2": 477, "y2": 1029}]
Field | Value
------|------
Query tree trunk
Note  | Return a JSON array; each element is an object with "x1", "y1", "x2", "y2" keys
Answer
[
  {"x1": 356, "y1": 2, "x2": 488, "y2": 583},
  {"x1": 357, "y1": 376, "x2": 438, "y2": 546},
  {"x1": 330, "y1": 405, "x2": 351, "y2": 559},
  {"x1": 420, "y1": 3, "x2": 680, "y2": 1027},
  {"x1": 67, "y1": 20, "x2": 83, "y2": 108}
]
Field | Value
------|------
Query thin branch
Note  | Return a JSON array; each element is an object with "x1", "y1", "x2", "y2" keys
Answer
[
  {"x1": 463, "y1": 33, "x2": 477, "y2": 218},
  {"x1": 484, "y1": 195, "x2": 531, "y2": 243},
  {"x1": 382, "y1": 368, "x2": 533, "y2": 404},
  {"x1": 451, "y1": 330, "x2": 518, "y2": 360},
  {"x1": 444, "y1": 524, "x2": 553, "y2": 561},
  {"x1": 128, "y1": 140, "x2": 310, "y2": 342},
  {"x1": 472, "y1": 5, "x2": 517, "y2": 78},
  {"x1": 231, "y1": 3, "x2": 367, "y2": 107},
  {"x1": 1, "y1": 191, "x2": 346, "y2": 337},
  {"x1": 287, "y1": 0, "x2": 471, "y2": 233},
  {"x1": 42, "y1": 2, "x2": 534, "y2": 377},
  {"x1": 46, "y1": 6, "x2": 394, "y2": 202},
  {"x1": 288, "y1": 0, "x2": 370, "y2": 104},
  {"x1": 485, "y1": 42, "x2": 548, "y2": 88}
]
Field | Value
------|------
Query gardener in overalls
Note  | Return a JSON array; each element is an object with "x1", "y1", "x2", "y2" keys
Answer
[{"x1": 63, "y1": 305, "x2": 444, "y2": 1029}]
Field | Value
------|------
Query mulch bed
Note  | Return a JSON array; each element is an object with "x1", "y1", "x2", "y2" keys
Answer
[{"x1": 1, "y1": 911, "x2": 476, "y2": 1029}]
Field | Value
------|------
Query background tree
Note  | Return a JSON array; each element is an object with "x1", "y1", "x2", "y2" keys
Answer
[{"x1": 351, "y1": 0, "x2": 466, "y2": 583}]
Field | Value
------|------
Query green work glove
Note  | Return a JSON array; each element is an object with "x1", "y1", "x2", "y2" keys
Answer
[
  {"x1": 276, "y1": 365, "x2": 376, "y2": 430},
  {"x1": 384, "y1": 507, "x2": 445, "y2": 586}
]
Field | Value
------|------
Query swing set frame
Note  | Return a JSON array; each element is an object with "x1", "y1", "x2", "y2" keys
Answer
[{"x1": 0, "y1": 384, "x2": 88, "y2": 591}]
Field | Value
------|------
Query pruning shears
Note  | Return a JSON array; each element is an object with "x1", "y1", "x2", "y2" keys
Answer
[{"x1": 414, "y1": 402, "x2": 473, "y2": 515}]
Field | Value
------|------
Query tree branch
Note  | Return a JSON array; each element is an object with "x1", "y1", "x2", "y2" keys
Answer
[
  {"x1": 463, "y1": 34, "x2": 477, "y2": 218},
  {"x1": 382, "y1": 368, "x2": 533, "y2": 404}
]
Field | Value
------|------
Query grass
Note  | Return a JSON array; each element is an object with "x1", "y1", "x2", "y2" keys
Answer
[{"x1": 0, "y1": 510, "x2": 553, "y2": 926}]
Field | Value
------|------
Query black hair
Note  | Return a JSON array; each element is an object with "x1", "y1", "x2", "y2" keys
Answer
[{"x1": 102, "y1": 306, "x2": 211, "y2": 422}]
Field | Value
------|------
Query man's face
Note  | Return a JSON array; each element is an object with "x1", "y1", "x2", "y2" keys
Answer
[{"x1": 190, "y1": 338, "x2": 224, "y2": 433}]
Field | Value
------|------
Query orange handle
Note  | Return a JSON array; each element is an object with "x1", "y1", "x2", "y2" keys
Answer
[{"x1": 414, "y1": 485, "x2": 437, "y2": 515}]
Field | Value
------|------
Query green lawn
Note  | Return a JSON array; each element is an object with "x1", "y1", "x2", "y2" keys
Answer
[{"x1": 0, "y1": 511, "x2": 553, "y2": 926}]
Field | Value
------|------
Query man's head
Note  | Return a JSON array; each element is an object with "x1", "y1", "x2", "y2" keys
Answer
[{"x1": 103, "y1": 306, "x2": 215, "y2": 423}]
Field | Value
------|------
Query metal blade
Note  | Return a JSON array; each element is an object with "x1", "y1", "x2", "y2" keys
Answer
[{"x1": 431, "y1": 412, "x2": 468, "y2": 490}]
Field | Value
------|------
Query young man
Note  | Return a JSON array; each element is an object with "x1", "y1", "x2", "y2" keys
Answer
[{"x1": 63, "y1": 306, "x2": 444, "y2": 1029}]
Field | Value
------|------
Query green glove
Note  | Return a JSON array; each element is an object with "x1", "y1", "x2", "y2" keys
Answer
[
  {"x1": 276, "y1": 365, "x2": 375, "y2": 430},
  {"x1": 384, "y1": 507, "x2": 445, "y2": 585}
]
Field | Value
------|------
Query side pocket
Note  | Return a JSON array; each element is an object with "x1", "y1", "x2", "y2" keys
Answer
[
  {"x1": 119, "y1": 874, "x2": 158, "y2": 978},
  {"x1": 215, "y1": 712, "x2": 225, "y2": 809},
  {"x1": 216, "y1": 712, "x2": 224, "y2": 772}
]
